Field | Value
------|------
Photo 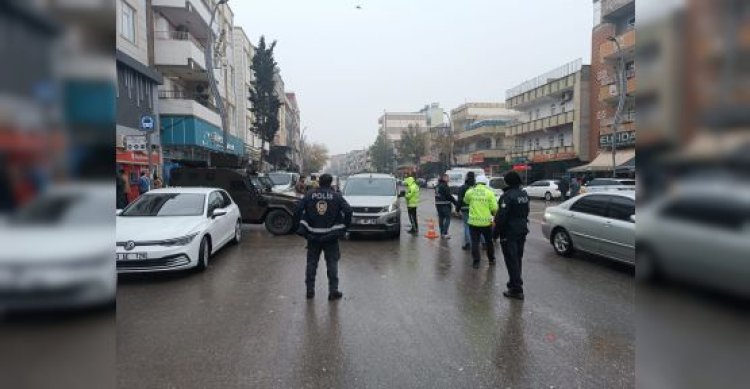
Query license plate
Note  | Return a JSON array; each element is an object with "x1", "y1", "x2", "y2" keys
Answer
[
  {"x1": 116, "y1": 252, "x2": 148, "y2": 261},
  {"x1": 356, "y1": 218, "x2": 377, "y2": 225}
]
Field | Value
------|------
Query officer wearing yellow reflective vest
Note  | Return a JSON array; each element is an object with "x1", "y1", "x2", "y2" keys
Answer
[{"x1": 463, "y1": 175, "x2": 498, "y2": 268}]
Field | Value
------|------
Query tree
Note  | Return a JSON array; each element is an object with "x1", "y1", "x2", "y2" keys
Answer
[
  {"x1": 369, "y1": 129, "x2": 395, "y2": 173},
  {"x1": 397, "y1": 124, "x2": 428, "y2": 170},
  {"x1": 431, "y1": 129, "x2": 453, "y2": 172},
  {"x1": 302, "y1": 142, "x2": 329, "y2": 175},
  {"x1": 249, "y1": 36, "x2": 281, "y2": 170}
]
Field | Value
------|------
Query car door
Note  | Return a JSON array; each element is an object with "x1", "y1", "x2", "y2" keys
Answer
[
  {"x1": 601, "y1": 195, "x2": 635, "y2": 263},
  {"x1": 229, "y1": 178, "x2": 264, "y2": 223},
  {"x1": 526, "y1": 181, "x2": 540, "y2": 198},
  {"x1": 567, "y1": 195, "x2": 612, "y2": 256},
  {"x1": 206, "y1": 191, "x2": 230, "y2": 248},
  {"x1": 218, "y1": 190, "x2": 237, "y2": 242}
]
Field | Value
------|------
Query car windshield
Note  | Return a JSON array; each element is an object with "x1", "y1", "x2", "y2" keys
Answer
[
  {"x1": 11, "y1": 192, "x2": 112, "y2": 225},
  {"x1": 619, "y1": 180, "x2": 636, "y2": 186},
  {"x1": 120, "y1": 193, "x2": 205, "y2": 217},
  {"x1": 344, "y1": 178, "x2": 396, "y2": 196},
  {"x1": 268, "y1": 173, "x2": 292, "y2": 186},
  {"x1": 448, "y1": 173, "x2": 463, "y2": 182}
]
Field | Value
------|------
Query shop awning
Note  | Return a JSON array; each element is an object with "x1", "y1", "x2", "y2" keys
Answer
[{"x1": 569, "y1": 149, "x2": 635, "y2": 173}]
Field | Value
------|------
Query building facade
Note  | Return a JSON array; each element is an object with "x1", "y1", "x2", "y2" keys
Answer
[
  {"x1": 581, "y1": 0, "x2": 636, "y2": 175},
  {"x1": 232, "y1": 27, "x2": 261, "y2": 163},
  {"x1": 378, "y1": 112, "x2": 428, "y2": 144},
  {"x1": 152, "y1": 0, "x2": 245, "y2": 170},
  {"x1": 505, "y1": 59, "x2": 592, "y2": 181},
  {"x1": 451, "y1": 103, "x2": 521, "y2": 174},
  {"x1": 116, "y1": 0, "x2": 163, "y2": 198}
]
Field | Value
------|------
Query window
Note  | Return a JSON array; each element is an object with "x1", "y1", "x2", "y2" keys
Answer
[
  {"x1": 558, "y1": 133, "x2": 565, "y2": 147},
  {"x1": 570, "y1": 195, "x2": 610, "y2": 217},
  {"x1": 534, "y1": 138, "x2": 540, "y2": 150},
  {"x1": 661, "y1": 197, "x2": 749, "y2": 231},
  {"x1": 608, "y1": 196, "x2": 635, "y2": 222},
  {"x1": 560, "y1": 104, "x2": 565, "y2": 114},
  {"x1": 219, "y1": 191, "x2": 233, "y2": 207},
  {"x1": 548, "y1": 135, "x2": 555, "y2": 148},
  {"x1": 535, "y1": 108, "x2": 541, "y2": 119},
  {"x1": 551, "y1": 104, "x2": 556, "y2": 115},
  {"x1": 208, "y1": 192, "x2": 224, "y2": 214},
  {"x1": 627, "y1": 16, "x2": 636, "y2": 28},
  {"x1": 527, "y1": 139, "x2": 532, "y2": 151},
  {"x1": 121, "y1": 1, "x2": 136, "y2": 43}
]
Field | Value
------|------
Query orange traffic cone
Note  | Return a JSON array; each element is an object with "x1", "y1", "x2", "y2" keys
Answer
[{"x1": 425, "y1": 218, "x2": 440, "y2": 239}]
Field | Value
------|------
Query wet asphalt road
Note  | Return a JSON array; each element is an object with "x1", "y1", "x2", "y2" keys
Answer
[{"x1": 117, "y1": 192, "x2": 634, "y2": 388}]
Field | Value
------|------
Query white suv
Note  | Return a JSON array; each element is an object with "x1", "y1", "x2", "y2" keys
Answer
[{"x1": 342, "y1": 174, "x2": 401, "y2": 238}]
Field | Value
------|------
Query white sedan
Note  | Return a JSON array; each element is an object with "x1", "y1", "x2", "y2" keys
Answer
[
  {"x1": 525, "y1": 180, "x2": 563, "y2": 201},
  {"x1": 116, "y1": 188, "x2": 242, "y2": 273}
]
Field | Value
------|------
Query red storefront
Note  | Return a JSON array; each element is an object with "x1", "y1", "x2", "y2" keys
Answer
[{"x1": 116, "y1": 149, "x2": 161, "y2": 202}]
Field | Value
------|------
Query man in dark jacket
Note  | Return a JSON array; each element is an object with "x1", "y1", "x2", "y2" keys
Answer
[
  {"x1": 434, "y1": 173, "x2": 459, "y2": 239},
  {"x1": 294, "y1": 174, "x2": 353, "y2": 300},
  {"x1": 557, "y1": 177, "x2": 570, "y2": 201},
  {"x1": 493, "y1": 171, "x2": 530, "y2": 300},
  {"x1": 456, "y1": 172, "x2": 476, "y2": 250},
  {"x1": 116, "y1": 169, "x2": 129, "y2": 209}
]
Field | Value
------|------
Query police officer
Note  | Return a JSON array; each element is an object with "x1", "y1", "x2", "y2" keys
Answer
[
  {"x1": 493, "y1": 171, "x2": 530, "y2": 300},
  {"x1": 294, "y1": 174, "x2": 352, "y2": 300},
  {"x1": 464, "y1": 175, "x2": 498, "y2": 269},
  {"x1": 434, "y1": 173, "x2": 458, "y2": 239}
]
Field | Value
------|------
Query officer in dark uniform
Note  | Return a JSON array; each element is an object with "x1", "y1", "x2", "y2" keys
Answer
[
  {"x1": 494, "y1": 171, "x2": 530, "y2": 300},
  {"x1": 294, "y1": 174, "x2": 352, "y2": 300}
]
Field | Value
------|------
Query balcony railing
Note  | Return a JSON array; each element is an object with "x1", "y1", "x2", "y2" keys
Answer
[
  {"x1": 507, "y1": 111, "x2": 575, "y2": 136},
  {"x1": 159, "y1": 90, "x2": 216, "y2": 111},
  {"x1": 154, "y1": 30, "x2": 205, "y2": 50}
]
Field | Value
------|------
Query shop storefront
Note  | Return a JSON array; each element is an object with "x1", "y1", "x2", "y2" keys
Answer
[{"x1": 116, "y1": 149, "x2": 162, "y2": 202}]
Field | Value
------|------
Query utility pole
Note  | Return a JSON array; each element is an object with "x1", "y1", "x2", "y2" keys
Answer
[
  {"x1": 442, "y1": 111, "x2": 453, "y2": 170},
  {"x1": 608, "y1": 36, "x2": 626, "y2": 178},
  {"x1": 205, "y1": 0, "x2": 230, "y2": 155}
]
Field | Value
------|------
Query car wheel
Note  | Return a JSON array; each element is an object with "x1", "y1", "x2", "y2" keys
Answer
[
  {"x1": 636, "y1": 245, "x2": 660, "y2": 282},
  {"x1": 231, "y1": 220, "x2": 241, "y2": 244},
  {"x1": 544, "y1": 192, "x2": 552, "y2": 201},
  {"x1": 551, "y1": 228, "x2": 574, "y2": 257},
  {"x1": 196, "y1": 236, "x2": 210, "y2": 271},
  {"x1": 265, "y1": 209, "x2": 294, "y2": 235}
]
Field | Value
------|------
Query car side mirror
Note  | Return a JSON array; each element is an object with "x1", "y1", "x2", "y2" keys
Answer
[
  {"x1": 630, "y1": 214, "x2": 636, "y2": 223},
  {"x1": 116, "y1": 209, "x2": 123, "y2": 216},
  {"x1": 398, "y1": 191, "x2": 406, "y2": 198},
  {"x1": 212, "y1": 208, "x2": 228, "y2": 219}
]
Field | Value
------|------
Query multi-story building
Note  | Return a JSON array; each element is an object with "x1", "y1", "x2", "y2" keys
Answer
[
  {"x1": 451, "y1": 103, "x2": 521, "y2": 174},
  {"x1": 326, "y1": 154, "x2": 348, "y2": 176},
  {"x1": 153, "y1": 0, "x2": 245, "y2": 168},
  {"x1": 505, "y1": 59, "x2": 592, "y2": 181},
  {"x1": 577, "y1": 0, "x2": 636, "y2": 175},
  {"x1": 345, "y1": 149, "x2": 371, "y2": 175},
  {"x1": 116, "y1": 0, "x2": 163, "y2": 195},
  {"x1": 232, "y1": 27, "x2": 261, "y2": 163},
  {"x1": 285, "y1": 92, "x2": 301, "y2": 170},
  {"x1": 378, "y1": 111, "x2": 428, "y2": 145}
]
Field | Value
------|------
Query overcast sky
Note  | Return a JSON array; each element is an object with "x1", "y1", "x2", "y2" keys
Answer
[{"x1": 231, "y1": 0, "x2": 594, "y2": 155}]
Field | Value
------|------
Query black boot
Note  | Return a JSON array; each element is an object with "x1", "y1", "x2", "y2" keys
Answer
[
  {"x1": 328, "y1": 291, "x2": 343, "y2": 301},
  {"x1": 503, "y1": 290, "x2": 524, "y2": 300},
  {"x1": 306, "y1": 290, "x2": 315, "y2": 299}
]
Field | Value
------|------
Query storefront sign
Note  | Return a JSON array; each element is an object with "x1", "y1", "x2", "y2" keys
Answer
[
  {"x1": 513, "y1": 164, "x2": 531, "y2": 171},
  {"x1": 470, "y1": 153, "x2": 485, "y2": 164},
  {"x1": 600, "y1": 130, "x2": 636, "y2": 146},
  {"x1": 531, "y1": 152, "x2": 577, "y2": 163},
  {"x1": 116, "y1": 149, "x2": 161, "y2": 166},
  {"x1": 125, "y1": 136, "x2": 147, "y2": 152}
]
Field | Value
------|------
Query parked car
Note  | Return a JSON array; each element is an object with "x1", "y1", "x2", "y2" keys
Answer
[
  {"x1": 525, "y1": 180, "x2": 563, "y2": 201},
  {"x1": 268, "y1": 171, "x2": 300, "y2": 194},
  {"x1": 170, "y1": 168, "x2": 299, "y2": 235},
  {"x1": 116, "y1": 188, "x2": 241, "y2": 273},
  {"x1": 0, "y1": 184, "x2": 115, "y2": 312},
  {"x1": 342, "y1": 173, "x2": 402, "y2": 238},
  {"x1": 426, "y1": 178, "x2": 439, "y2": 189},
  {"x1": 582, "y1": 178, "x2": 636, "y2": 193},
  {"x1": 542, "y1": 191, "x2": 635, "y2": 265},
  {"x1": 637, "y1": 183, "x2": 750, "y2": 297}
]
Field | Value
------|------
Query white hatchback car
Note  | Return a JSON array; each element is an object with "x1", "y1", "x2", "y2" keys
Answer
[
  {"x1": 116, "y1": 188, "x2": 242, "y2": 273},
  {"x1": 542, "y1": 191, "x2": 635, "y2": 265}
]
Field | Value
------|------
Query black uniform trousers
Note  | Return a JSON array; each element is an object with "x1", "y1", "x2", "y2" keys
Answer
[
  {"x1": 306, "y1": 240, "x2": 340, "y2": 293},
  {"x1": 501, "y1": 237, "x2": 526, "y2": 293},
  {"x1": 407, "y1": 207, "x2": 418, "y2": 231},
  {"x1": 470, "y1": 226, "x2": 495, "y2": 265}
]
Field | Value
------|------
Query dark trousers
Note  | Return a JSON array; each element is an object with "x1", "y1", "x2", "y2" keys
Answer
[
  {"x1": 436, "y1": 204, "x2": 452, "y2": 235},
  {"x1": 408, "y1": 207, "x2": 418, "y2": 231},
  {"x1": 470, "y1": 226, "x2": 495, "y2": 265},
  {"x1": 501, "y1": 237, "x2": 526, "y2": 293},
  {"x1": 306, "y1": 240, "x2": 340, "y2": 293}
]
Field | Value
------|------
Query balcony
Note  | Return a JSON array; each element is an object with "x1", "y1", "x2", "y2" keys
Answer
[
  {"x1": 152, "y1": 0, "x2": 212, "y2": 38},
  {"x1": 599, "y1": 77, "x2": 636, "y2": 103},
  {"x1": 506, "y1": 74, "x2": 577, "y2": 109},
  {"x1": 154, "y1": 31, "x2": 207, "y2": 80},
  {"x1": 159, "y1": 92, "x2": 221, "y2": 128},
  {"x1": 600, "y1": 29, "x2": 636, "y2": 61},
  {"x1": 508, "y1": 146, "x2": 577, "y2": 163},
  {"x1": 507, "y1": 111, "x2": 575, "y2": 136}
]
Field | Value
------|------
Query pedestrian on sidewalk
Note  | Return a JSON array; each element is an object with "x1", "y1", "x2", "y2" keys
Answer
[
  {"x1": 464, "y1": 175, "x2": 498, "y2": 268},
  {"x1": 138, "y1": 171, "x2": 151, "y2": 195},
  {"x1": 494, "y1": 171, "x2": 530, "y2": 300},
  {"x1": 294, "y1": 173, "x2": 352, "y2": 301},
  {"x1": 434, "y1": 173, "x2": 458, "y2": 239},
  {"x1": 404, "y1": 176, "x2": 420, "y2": 234}
]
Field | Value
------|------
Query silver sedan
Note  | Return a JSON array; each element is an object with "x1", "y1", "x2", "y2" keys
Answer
[{"x1": 541, "y1": 191, "x2": 635, "y2": 265}]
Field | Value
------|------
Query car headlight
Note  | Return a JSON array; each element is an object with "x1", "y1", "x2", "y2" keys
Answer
[
  {"x1": 387, "y1": 201, "x2": 399, "y2": 213},
  {"x1": 161, "y1": 232, "x2": 199, "y2": 246}
]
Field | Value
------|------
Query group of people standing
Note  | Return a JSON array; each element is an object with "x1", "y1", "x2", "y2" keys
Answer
[{"x1": 116, "y1": 169, "x2": 162, "y2": 209}]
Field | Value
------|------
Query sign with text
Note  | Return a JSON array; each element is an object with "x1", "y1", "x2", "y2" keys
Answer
[
  {"x1": 125, "y1": 136, "x2": 147, "y2": 152},
  {"x1": 531, "y1": 152, "x2": 577, "y2": 163},
  {"x1": 600, "y1": 130, "x2": 636, "y2": 147},
  {"x1": 470, "y1": 153, "x2": 485, "y2": 164}
]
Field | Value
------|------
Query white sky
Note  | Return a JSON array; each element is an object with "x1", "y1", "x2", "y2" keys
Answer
[{"x1": 231, "y1": 0, "x2": 594, "y2": 154}]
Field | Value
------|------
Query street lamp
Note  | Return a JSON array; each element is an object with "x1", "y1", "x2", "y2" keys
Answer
[
  {"x1": 205, "y1": 0, "x2": 230, "y2": 154},
  {"x1": 608, "y1": 35, "x2": 626, "y2": 178}
]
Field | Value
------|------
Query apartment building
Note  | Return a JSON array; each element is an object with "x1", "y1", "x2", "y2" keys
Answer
[
  {"x1": 232, "y1": 27, "x2": 260, "y2": 162},
  {"x1": 116, "y1": 0, "x2": 163, "y2": 191},
  {"x1": 577, "y1": 0, "x2": 636, "y2": 175},
  {"x1": 451, "y1": 103, "x2": 521, "y2": 174},
  {"x1": 505, "y1": 59, "x2": 592, "y2": 181},
  {"x1": 152, "y1": 0, "x2": 245, "y2": 167},
  {"x1": 378, "y1": 112, "x2": 428, "y2": 144}
]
